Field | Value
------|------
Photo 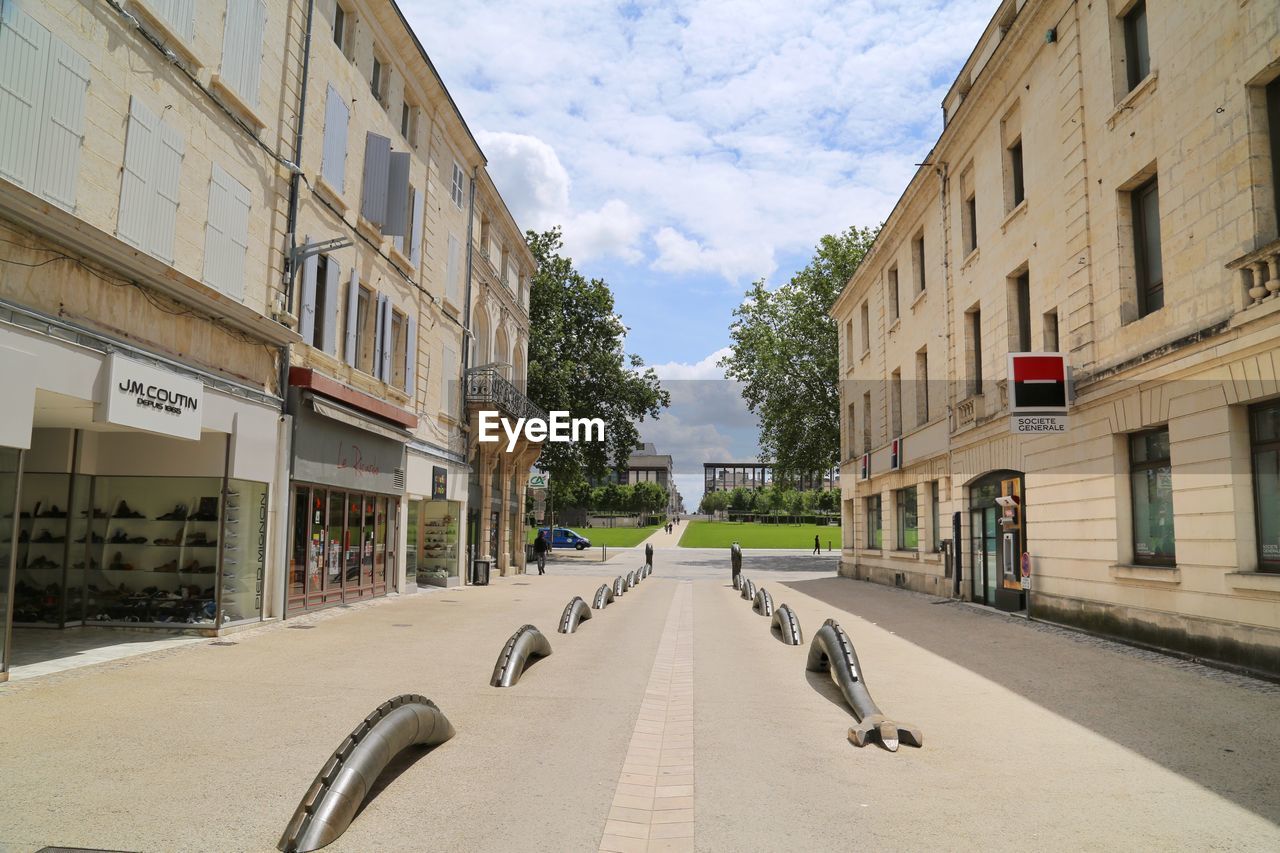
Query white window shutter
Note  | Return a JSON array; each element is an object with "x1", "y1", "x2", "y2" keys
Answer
[
  {"x1": 379, "y1": 297, "x2": 393, "y2": 381},
  {"x1": 344, "y1": 269, "x2": 359, "y2": 366},
  {"x1": 409, "y1": 186, "x2": 423, "y2": 267},
  {"x1": 203, "y1": 164, "x2": 251, "y2": 299},
  {"x1": 322, "y1": 255, "x2": 339, "y2": 355},
  {"x1": 404, "y1": 311, "x2": 416, "y2": 393},
  {"x1": 383, "y1": 151, "x2": 410, "y2": 237},
  {"x1": 446, "y1": 234, "x2": 459, "y2": 302},
  {"x1": 299, "y1": 238, "x2": 317, "y2": 343},
  {"x1": 321, "y1": 84, "x2": 348, "y2": 192},
  {"x1": 34, "y1": 37, "x2": 89, "y2": 211},
  {"x1": 151, "y1": 117, "x2": 185, "y2": 263},
  {"x1": 372, "y1": 292, "x2": 385, "y2": 379},
  {"x1": 220, "y1": 0, "x2": 266, "y2": 108},
  {"x1": 0, "y1": 4, "x2": 50, "y2": 191},
  {"x1": 151, "y1": 0, "x2": 195, "y2": 41},
  {"x1": 117, "y1": 97, "x2": 159, "y2": 252},
  {"x1": 361, "y1": 132, "x2": 391, "y2": 227}
]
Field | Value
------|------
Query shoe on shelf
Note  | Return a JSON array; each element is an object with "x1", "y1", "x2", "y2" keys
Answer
[
  {"x1": 107, "y1": 551, "x2": 133, "y2": 571},
  {"x1": 157, "y1": 504, "x2": 188, "y2": 521},
  {"x1": 38, "y1": 505, "x2": 67, "y2": 518},
  {"x1": 181, "y1": 559, "x2": 201, "y2": 573},
  {"x1": 108, "y1": 529, "x2": 128, "y2": 544},
  {"x1": 154, "y1": 535, "x2": 179, "y2": 546},
  {"x1": 81, "y1": 508, "x2": 107, "y2": 519},
  {"x1": 33, "y1": 529, "x2": 55, "y2": 543},
  {"x1": 154, "y1": 560, "x2": 178, "y2": 572},
  {"x1": 127, "y1": 535, "x2": 148, "y2": 545},
  {"x1": 75, "y1": 532, "x2": 104, "y2": 544},
  {"x1": 114, "y1": 500, "x2": 145, "y2": 519}
]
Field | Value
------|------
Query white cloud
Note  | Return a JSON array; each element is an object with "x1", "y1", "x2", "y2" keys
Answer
[
  {"x1": 565, "y1": 199, "x2": 646, "y2": 264},
  {"x1": 649, "y1": 347, "x2": 731, "y2": 380},
  {"x1": 652, "y1": 228, "x2": 776, "y2": 282}
]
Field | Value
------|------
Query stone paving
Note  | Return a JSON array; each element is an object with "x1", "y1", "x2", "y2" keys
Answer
[{"x1": 2, "y1": 548, "x2": 1279, "y2": 852}]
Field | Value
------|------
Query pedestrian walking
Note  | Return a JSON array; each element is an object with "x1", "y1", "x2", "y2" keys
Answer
[
  {"x1": 533, "y1": 530, "x2": 549, "y2": 575},
  {"x1": 813, "y1": 534, "x2": 821, "y2": 556}
]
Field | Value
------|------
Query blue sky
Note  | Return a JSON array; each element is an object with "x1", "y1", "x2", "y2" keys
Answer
[{"x1": 404, "y1": 0, "x2": 998, "y2": 503}]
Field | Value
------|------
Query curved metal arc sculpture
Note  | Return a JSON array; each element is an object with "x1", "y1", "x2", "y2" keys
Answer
[
  {"x1": 771, "y1": 604, "x2": 803, "y2": 645},
  {"x1": 805, "y1": 619, "x2": 922, "y2": 752},
  {"x1": 613, "y1": 576, "x2": 625, "y2": 597},
  {"x1": 732, "y1": 574, "x2": 743, "y2": 591},
  {"x1": 278, "y1": 694, "x2": 455, "y2": 853},
  {"x1": 491, "y1": 624, "x2": 553, "y2": 687},
  {"x1": 593, "y1": 584, "x2": 614, "y2": 609},
  {"x1": 625, "y1": 570, "x2": 636, "y2": 590},
  {"x1": 740, "y1": 579, "x2": 756, "y2": 602},
  {"x1": 558, "y1": 596, "x2": 593, "y2": 634},
  {"x1": 752, "y1": 587, "x2": 774, "y2": 617}
]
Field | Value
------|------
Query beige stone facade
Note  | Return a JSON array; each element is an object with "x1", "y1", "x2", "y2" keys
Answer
[{"x1": 831, "y1": 0, "x2": 1280, "y2": 676}]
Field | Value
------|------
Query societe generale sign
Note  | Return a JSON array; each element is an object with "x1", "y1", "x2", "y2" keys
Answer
[{"x1": 98, "y1": 353, "x2": 204, "y2": 440}]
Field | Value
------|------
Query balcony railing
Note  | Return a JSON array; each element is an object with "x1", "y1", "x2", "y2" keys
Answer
[
  {"x1": 465, "y1": 367, "x2": 547, "y2": 423},
  {"x1": 1227, "y1": 238, "x2": 1280, "y2": 308}
]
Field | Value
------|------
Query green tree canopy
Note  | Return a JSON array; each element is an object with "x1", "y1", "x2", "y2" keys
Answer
[
  {"x1": 721, "y1": 225, "x2": 879, "y2": 477},
  {"x1": 525, "y1": 228, "x2": 670, "y2": 503}
]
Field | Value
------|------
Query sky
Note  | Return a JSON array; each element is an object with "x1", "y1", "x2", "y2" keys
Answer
[{"x1": 404, "y1": 0, "x2": 998, "y2": 505}]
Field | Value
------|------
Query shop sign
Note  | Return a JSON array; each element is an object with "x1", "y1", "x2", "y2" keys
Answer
[
  {"x1": 528, "y1": 473, "x2": 550, "y2": 489},
  {"x1": 1008, "y1": 353, "x2": 1069, "y2": 413},
  {"x1": 1012, "y1": 414, "x2": 1068, "y2": 434},
  {"x1": 432, "y1": 466, "x2": 448, "y2": 500},
  {"x1": 293, "y1": 400, "x2": 405, "y2": 493},
  {"x1": 99, "y1": 353, "x2": 203, "y2": 440}
]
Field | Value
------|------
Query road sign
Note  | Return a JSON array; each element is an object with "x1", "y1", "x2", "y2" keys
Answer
[
  {"x1": 1012, "y1": 414, "x2": 1067, "y2": 434},
  {"x1": 528, "y1": 473, "x2": 549, "y2": 489}
]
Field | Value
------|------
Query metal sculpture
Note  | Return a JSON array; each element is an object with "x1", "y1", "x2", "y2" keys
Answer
[
  {"x1": 613, "y1": 576, "x2": 625, "y2": 597},
  {"x1": 625, "y1": 570, "x2": 636, "y2": 590},
  {"x1": 752, "y1": 587, "x2": 774, "y2": 617},
  {"x1": 740, "y1": 578, "x2": 756, "y2": 602},
  {"x1": 593, "y1": 584, "x2": 614, "y2": 609},
  {"x1": 805, "y1": 619, "x2": 922, "y2": 752},
  {"x1": 732, "y1": 573, "x2": 743, "y2": 591},
  {"x1": 278, "y1": 694, "x2": 455, "y2": 853},
  {"x1": 771, "y1": 604, "x2": 803, "y2": 646},
  {"x1": 490, "y1": 624, "x2": 552, "y2": 688},
  {"x1": 645, "y1": 542, "x2": 654, "y2": 568},
  {"x1": 730, "y1": 542, "x2": 742, "y2": 586},
  {"x1": 633, "y1": 566, "x2": 643, "y2": 584},
  {"x1": 558, "y1": 596, "x2": 593, "y2": 634}
]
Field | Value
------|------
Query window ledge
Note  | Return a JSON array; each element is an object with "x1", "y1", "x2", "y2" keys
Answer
[
  {"x1": 910, "y1": 288, "x2": 928, "y2": 311},
  {"x1": 961, "y1": 247, "x2": 980, "y2": 271},
  {"x1": 314, "y1": 175, "x2": 348, "y2": 214},
  {"x1": 356, "y1": 215, "x2": 384, "y2": 244},
  {"x1": 1109, "y1": 563, "x2": 1180, "y2": 584},
  {"x1": 209, "y1": 74, "x2": 266, "y2": 134},
  {"x1": 1224, "y1": 572, "x2": 1280, "y2": 593},
  {"x1": 860, "y1": 349, "x2": 871, "y2": 362},
  {"x1": 887, "y1": 317, "x2": 901, "y2": 334},
  {"x1": 1000, "y1": 199, "x2": 1028, "y2": 233},
  {"x1": 390, "y1": 244, "x2": 414, "y2": 274},
  {"x1": 128, "y1": 0, "x2": 202, "y2": 69},
  {"x1": 1106, "y1": 70, "x2": 1159, "y2": 130},
  {"x1": 890, "y1": 549, "x2": 920, "y2": 560}
]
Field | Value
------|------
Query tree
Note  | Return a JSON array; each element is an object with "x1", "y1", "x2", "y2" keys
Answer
[
  {"x1": 721, "y1": 225, "x2": 879, "y2": 478},
  {"x1": 632, "y1": 481, "x2": 668, "y2": 515},
  {"x1": 525, "y1": 228, "x2": 670, "y2": 495}
]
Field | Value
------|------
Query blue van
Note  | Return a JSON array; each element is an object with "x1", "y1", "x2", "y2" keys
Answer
[{"x1": 537, "y1": 527, "x2": 591, "y2": 550}]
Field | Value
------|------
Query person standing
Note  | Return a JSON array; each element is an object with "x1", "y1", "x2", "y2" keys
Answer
[
  {"x1": 533, "y1": 530, "x2": 549, "y2": 575},
  {"x1": 813, "y1": 534, "x2": 821, "y2": 556}
]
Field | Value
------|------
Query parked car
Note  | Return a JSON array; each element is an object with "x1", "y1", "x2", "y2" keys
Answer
[{"x1": 538, "y1": 527, "x2": 591, "y2": 550}]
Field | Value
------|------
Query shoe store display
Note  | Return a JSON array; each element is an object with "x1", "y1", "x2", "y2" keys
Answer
[
  {"x1": 154, "y1": 560, "x2": 179, "y2": 572},
  {"x1": 108, "y1": 529, "x2": 128, "y2": 544},
  {"x1": 107, "y1": 551, "x2": 134, "y2": 571},
  {"x1": 114, "y1": 500, "x2": 145, "y2": 519},
  {"x1": 157, "y1": 504, "x2": 188, "y2": 521},
  {"x1": 128, "y1": 534, "x2": 148, "y2": 544},
  {"x1": 37, "y1": 505, "x2": 67, "y2": 518},
  {"x1": 153, "y1": 535, "x2": 180, "y2": 546},
  {"x1": 185, "y1": 531, "x2": 215, "y2": 547},
  {"x1": 32, "y1": 529, "x2": 62, "y2": 544},
  {"x1": 27, "y1": 556, "x2": 60, "y2": 571},
  {"x1": 81, "y1": 508, "x2": 107, "y2": 519},
  {"x1": 74, "y1": 532, "x2": 105, "y2": 544},
  {"x1": 190, "y1": 497, "x2": 220, "y2": 521}
]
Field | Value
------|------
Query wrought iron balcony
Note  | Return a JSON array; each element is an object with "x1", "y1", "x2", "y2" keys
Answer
[{"x1": 465, "y1": 367, "x2": 547, "y2": 423}]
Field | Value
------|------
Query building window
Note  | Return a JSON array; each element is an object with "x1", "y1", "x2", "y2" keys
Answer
[
  {"x1": 390, "y1": 310, "x2": 407, "y2": 388},
  {"x1": 912, "y1": 232, "x2": 926, "y2": 295},
  {"x1": 1122, "y1": 0, "x2": 1150, "y2": 92},
  {"x1": 844, "y1": 319, "x2": 854, "y2": 367},
  {"x1": 1251, "y1": 401, "x2": 1280, "y2": 573},
  {"x1": 1130, "y1": 428, "x2": 1175, "y2": 566},
  {"x1": 846, "y1": 401, "x2": 857, "y2": 457},
  {"x1": 896, "y1": 487, "x2": 918, "y2": 550},
  {"x1": 860, "y1": 301, "x2": 870, "y2": 355},
  {"x1": 401, "y1": 102, "x2": 412, "y2": 140},
  {"x1": 1008, "y1": 138, "x2": 1025, "y2": 208},
  {"x1": 887, "y1": 266, "x2": 899, "y2": 324},
  {"x1": 1012, "y1": 271, "x2": 1031, "y2": 352},
  {"x1": 1044, "y1": 309, "x2": 1060, "y2": 351},
  {"x1": 930, "y1": 481, "x2": 941, "y2": 551},
  {"x1": 1132, "y1": 176, "x2": 1164, "y2": 317},
  {"x1": 862, "y1": 391, "x2": 872, "y2": 451},
  {"x1": 960, "y1": 165, "x2": 977, "y2": 256},
  {"x1": 916, "y1": 348, "x2": 928, "y2": 426},
  {"x1": 451, "y1": 162, "x2": 465, "y2": 208},
  {"x1": 332, "y1": 3, "x2": 347, "y2": 51},
  {"x1": 1266, "y1": 77, "x2": 1280, "y2": 230},
  {"x1": 890, "y1": 369, "x2": 902, "y2": 437},
  {"x1": 355, "y1": 285, "x2": 374, "y2": 373},
  {"x1": 371, "y1": 55, "x2": 388, "y2": 104},
  {"x1": 865, "y1": 495, "x2": 882, "y2": 549},
  {"x1": 966, "y1": 306, "x2": 983, "y2": 395},
  {"x1": 311, "y1": 255, "x2": 332, "y2": 350}
]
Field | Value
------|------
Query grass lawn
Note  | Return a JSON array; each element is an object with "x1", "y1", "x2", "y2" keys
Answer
[
  {"x1": 677, "y1": 521, "x2": 841, "y2": 550},
  {"x1": 527, "y1": 525, "x2": 661, "y2": 548}
]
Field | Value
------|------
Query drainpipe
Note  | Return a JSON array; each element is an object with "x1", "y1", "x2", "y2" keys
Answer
[{"x1": 460, "y1": 165, "x2": 478, "y2": 401}]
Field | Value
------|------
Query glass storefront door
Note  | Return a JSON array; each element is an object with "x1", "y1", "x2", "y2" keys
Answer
[
  {"x1": 1, "y1": 447, "x2": 23, "y2": 678},
  {"x1": 969, "y1": 508, "x2": 997, "y2": 605},
  {"x1": 323, "y1": 491, "x2": 345, "y2": 605},
  {"x1": 288, "y1": 483, "x2": 400, "y2": 614}
]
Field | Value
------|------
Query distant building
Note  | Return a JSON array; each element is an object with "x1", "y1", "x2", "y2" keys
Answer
[{"x1": 702, "y1": 463, "x2": 836, "y2": 495}]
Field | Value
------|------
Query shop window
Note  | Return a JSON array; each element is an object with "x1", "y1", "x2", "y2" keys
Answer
[
  {"x1": 1131, "y1": 176, "x2": 1164, "y2": 317},
  {"x1": 896, "y1": 487, "x2": 918, "y2": 550},
  {"x1": 1129, "y1": 428, "x2": 1175, "y2": 566},
  {"x1": 1122, "y1": 0, "x2": 1150, "y2": 92},
  {"x1": 930, "y1": 480, "x2": 941, "y2": 551},
  {"x1": 1251, "y1": 401, "x2": 1280, "y2": 573},
  {"x1": 865, "y1": 494, "x2": 882, "y2": 549}
]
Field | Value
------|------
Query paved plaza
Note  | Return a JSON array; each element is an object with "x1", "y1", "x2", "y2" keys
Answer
[{"x1": 2, "y1": 545, "x2": 1278, "y2": 852}]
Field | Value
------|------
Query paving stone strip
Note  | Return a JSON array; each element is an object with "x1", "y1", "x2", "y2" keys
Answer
[{"x1": 599, "y1": 580, "x2": 695, "y2": 853}]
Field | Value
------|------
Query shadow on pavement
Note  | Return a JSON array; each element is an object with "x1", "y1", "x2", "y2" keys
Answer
[
  {"x1": 783, "y1": 575, "x2": 1280, "y2": 825},
  {"x1": 354, "y1": 741, "x2": 449, "y2": 821}
]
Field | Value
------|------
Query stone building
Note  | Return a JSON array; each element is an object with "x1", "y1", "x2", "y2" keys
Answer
[
  {"x1": 831, "y1": 0, "x2": 1280, "y2": 676},
  {"x1": 0, "y1": 0, "x2": 536, "y2": 677}
]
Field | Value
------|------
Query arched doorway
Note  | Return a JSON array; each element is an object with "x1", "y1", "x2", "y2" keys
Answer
[
  {"x1": 494, "y1": 326, "x2": 510, "y2": 374},
  {"x1": 967, "y1": 470, "x2": 1025, "y2": 612}
]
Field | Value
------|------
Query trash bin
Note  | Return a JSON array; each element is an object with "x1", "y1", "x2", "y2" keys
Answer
[
  {"x1": 471, "y1": 557, "x2": 492, "y2": 586},
  {"x1": 524, "y1": 543, "x2": 536, "y2": 562}
]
